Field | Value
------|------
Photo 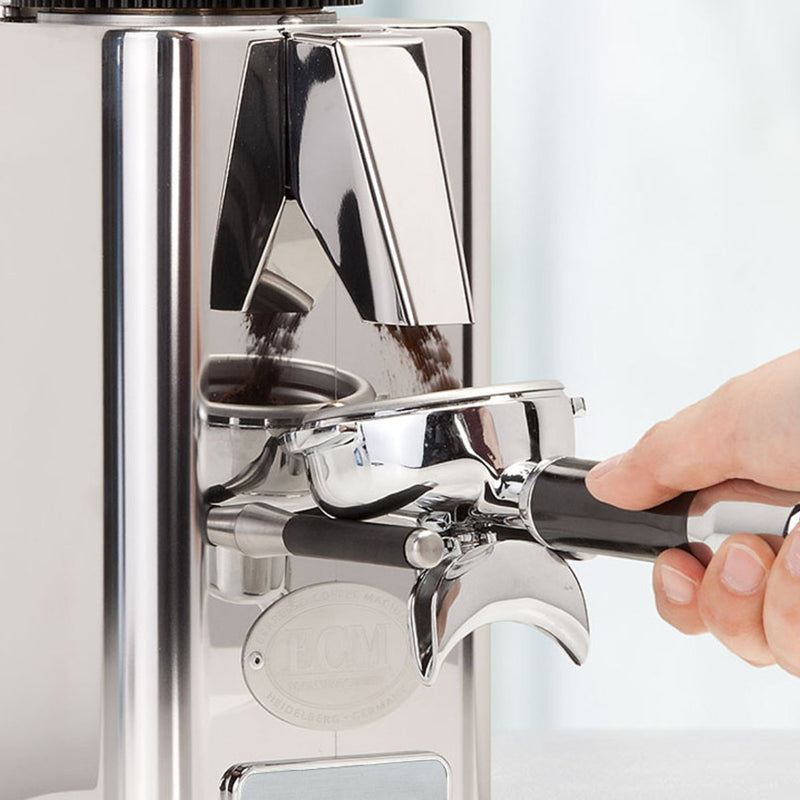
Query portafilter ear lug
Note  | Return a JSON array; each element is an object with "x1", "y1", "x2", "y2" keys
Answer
[{"x1": 408, "y1": 539, "x2": 590, "y2": 686}]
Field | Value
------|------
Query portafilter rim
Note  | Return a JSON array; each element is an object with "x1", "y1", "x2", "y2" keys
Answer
[{"x1": 284, "y1": 380, "x2": 566, "y2": 453}]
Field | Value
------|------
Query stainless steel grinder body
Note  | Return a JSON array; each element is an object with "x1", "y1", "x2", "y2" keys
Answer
[{"x1": 0, "y1": 9, "x2": 494, "y2": 800}]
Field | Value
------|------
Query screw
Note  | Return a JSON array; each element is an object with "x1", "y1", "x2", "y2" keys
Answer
[{"x1": 248, "y1": 651, "x2": 264, "y2": 670}]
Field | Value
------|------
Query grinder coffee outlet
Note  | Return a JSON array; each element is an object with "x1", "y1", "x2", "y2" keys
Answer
[{"x1": 1, "y1": 2, "x2": 797, "y2": 800}]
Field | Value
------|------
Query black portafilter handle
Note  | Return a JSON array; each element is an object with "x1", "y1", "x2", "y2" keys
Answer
[{"x1": 526, "y1": 457, "x2": 799, "y2": 562}]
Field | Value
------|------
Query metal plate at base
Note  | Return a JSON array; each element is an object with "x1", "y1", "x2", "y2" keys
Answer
[
  {"x1": 221, "y1": 754, "x2": 451, "y2": 800},
  {"x1": 242, "y1": 582, "x2": 419, "y2": 730}
]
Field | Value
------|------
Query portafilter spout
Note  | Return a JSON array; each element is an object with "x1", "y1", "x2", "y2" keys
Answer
[{"x1": 409, "y1": 539, "x2": 589, "y2": 686}]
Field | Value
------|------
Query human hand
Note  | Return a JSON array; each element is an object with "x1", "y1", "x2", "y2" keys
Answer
[{"x1": 585, "y1": 350, "x2": 800, "y2": 676}]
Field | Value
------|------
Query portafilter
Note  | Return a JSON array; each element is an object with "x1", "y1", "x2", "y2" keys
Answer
[
  {"x1": 284, "y1": 382, "x2": 798, "y2": 561},
  {"x1": 283, "y1": 382, "x2": 798, "y2": 682}
]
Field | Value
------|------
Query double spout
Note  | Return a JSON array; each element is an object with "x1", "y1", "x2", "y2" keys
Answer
[{"x1": 211, "y1": 28, "x2": 473, "y2": 326}]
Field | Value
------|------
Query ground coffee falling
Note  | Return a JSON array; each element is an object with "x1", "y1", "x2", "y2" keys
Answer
[
  {"x1": 222, "y1": 310, "x2": 460, "y2": 406},
  {"x1": 220, "y1": 310, "x2": 306, "y2": 406},
  {"x1": 378, "y1": 325, "x2": 461, "y2": 392}
]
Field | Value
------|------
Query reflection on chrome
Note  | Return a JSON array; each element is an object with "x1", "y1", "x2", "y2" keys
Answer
[
  {"x1": 211, "y1": 30, "x2": 474, "y2": 325},
  {"x1": 283, "y1": 381, "x2": 578, "y2": 519},
  {"x1": 686, "y1": 481, "x2": 800, "y2": 563},
  {"x1": 408, "y1": 540, "x2": 590, "y2": 685}
]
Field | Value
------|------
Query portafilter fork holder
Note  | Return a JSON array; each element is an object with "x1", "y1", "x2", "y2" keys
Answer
[
  {"x1": 200, "y1": 356, "x2": 450, "y2": 601},
  {"x1": 199, "y1": 355, "x2": 376, "y2": 601}
]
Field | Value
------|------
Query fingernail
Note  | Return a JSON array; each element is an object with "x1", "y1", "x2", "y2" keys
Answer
[
  {"x1": 588, "y1": 453, "x2": 624, "y2": 480},
  {"x1": 785, "y1": 532, "x2": 800, "y2": 579},
  {"x1": 720, "y1": 543, "x2": 767, "y2": 595},
  {"x1": 660, "y1": 565, "x2": 698, "y2": 605}
]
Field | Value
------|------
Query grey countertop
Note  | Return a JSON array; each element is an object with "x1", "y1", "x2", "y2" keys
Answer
[{"x1": 492, "y1": 730, "x2": 800, "y2": 799}]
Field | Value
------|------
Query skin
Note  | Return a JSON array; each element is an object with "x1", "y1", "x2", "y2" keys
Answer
[{"x1": 585, "y1": 350, "x2": 800, "y2": 676}]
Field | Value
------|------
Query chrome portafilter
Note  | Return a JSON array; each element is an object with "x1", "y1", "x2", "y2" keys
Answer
[
  {"x1": 283, "y1": 382, "x2": 798, "y2": 560},
  {"x1": 282, "y1": 381, "x2": 799, "y2": 683}
]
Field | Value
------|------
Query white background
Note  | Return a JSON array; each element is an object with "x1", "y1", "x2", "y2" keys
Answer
[{"x1": 344, "y1": 0, "x2": 800, "y2": 731}]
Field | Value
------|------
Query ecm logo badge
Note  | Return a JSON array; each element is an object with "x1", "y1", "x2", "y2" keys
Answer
[{"x1": 243, "y1": 583, "x2": 419, "y2": 730}]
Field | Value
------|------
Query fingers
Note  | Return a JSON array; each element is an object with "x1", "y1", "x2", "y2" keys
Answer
[
  {"x1": 696, "y1": 535, "x2": 776, "y2": 667},
  {"x1": 582, "y1": 350, "x2": 800, "y2": 673},
  {"x1": 587, "y1": 382, "x2": 744, "y2": 510},
  {"x1": 656, "y1": 535, "x2": 786, "y2": 669},
  {"x1": 655, "y1": 536, "x2": 780, "y2": 668},
  {"x1": 653, "y1": 549, "x2": 707, "y2": 635},
  {"x1": 763, "y1": 527, "x2": 800, "y2": 677},
  {"x1": 586, "y1": 350, "x2": 800, "y2": 512}
]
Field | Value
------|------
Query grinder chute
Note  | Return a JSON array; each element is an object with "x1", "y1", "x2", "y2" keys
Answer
[{"x1": 210, "y1": 26, "x2": 474, "y2": 326}]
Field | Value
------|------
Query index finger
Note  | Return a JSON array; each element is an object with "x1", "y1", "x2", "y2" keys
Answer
[{"x1": 586, "y1": 382, "x2": 742, "y2": 510}]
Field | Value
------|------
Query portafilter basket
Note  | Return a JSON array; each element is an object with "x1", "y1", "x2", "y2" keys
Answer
[
  {"x1": 198, "y1": 356, "x2": 376, "y2": 503},
  {"x1": 199, "y1": 356, "x2": 376, "y2": 603}
]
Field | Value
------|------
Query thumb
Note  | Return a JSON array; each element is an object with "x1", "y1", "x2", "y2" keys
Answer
[
  {"x1": 585, "y1": 387, "x2": 741, "y2": 510},
  {"x1": 585, "y1": 350, "x2": 800, "y2": 510}
]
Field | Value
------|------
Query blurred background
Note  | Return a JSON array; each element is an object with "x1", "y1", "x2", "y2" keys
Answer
[{"x1": 343, "y1": 0, "x2": 800, "y2": 731}]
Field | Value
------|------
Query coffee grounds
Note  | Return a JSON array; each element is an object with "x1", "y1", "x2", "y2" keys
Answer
[
  {"x1": 378, "y1": 325, "x2": 461, "y2": 392},
  {"x1": 219, "y1": 310, "x2": 305, "y2": 406},
  {"x1": 220, "y1": 308, "x2": 461, "y2": 406}
]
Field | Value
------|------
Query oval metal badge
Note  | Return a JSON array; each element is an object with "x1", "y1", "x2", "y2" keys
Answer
[{"x1": 242, "y1": 582, "x2": 419, "y2": 730}]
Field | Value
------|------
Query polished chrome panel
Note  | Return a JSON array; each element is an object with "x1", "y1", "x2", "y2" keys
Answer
[
  {"x1": 198, "y1": 20, "x2": 491, "y2": 800},
  {"x1": 210, "y1": 26, "x2": 474, "y2": 326},
  {"x1": 210, "y1": 39, "x2": 287, "y2": 312},
  {"x1": 288, "y1": 31, "x2": 473, "y2": 325},
  {"x1": 408, "y1": 540, "x2": 589, "y2": 686},
  {"x1": 221, "y1": 754, "x2": 450, "y2": 800}
]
